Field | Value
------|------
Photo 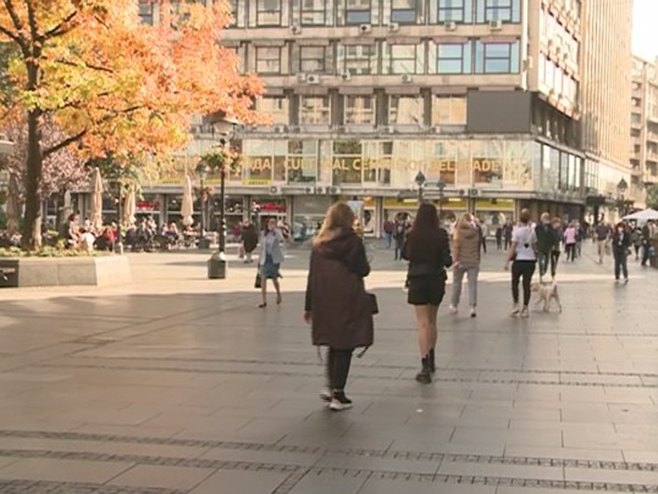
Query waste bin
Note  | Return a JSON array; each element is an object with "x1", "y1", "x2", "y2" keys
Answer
[
  {"x1": 207, "y1": 251, "x2": 227, "y2": 279},
  {"x1": 0, "y1": 260, "x2": 19, "y2": 288}
]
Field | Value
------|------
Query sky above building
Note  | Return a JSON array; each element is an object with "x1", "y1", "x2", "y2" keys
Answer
[{"x1": 633, "y1": 0, "x2": 658, "y2": 60}]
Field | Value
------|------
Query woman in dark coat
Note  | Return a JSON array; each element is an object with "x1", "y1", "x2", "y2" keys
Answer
[
  {"x1": 612, "y1": 221, "x2": 631, "y2": 284},
  {"x1": 402, "y1": 202, "x2": 452, "y2": 384},
  {"x1": 241, "y1": 221, "x2": 258, "y2": 263},
  {"x1": 304, "y1": 202, "x2": 373, "y2": 411}
]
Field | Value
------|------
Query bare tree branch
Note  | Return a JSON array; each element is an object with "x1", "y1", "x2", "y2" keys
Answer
[
  {"x1": 42, "y1": 11, "x2": 79, "y2": 39},
  {"x1": 42, "y1": 129, "x2": 87, "y2": 157}
]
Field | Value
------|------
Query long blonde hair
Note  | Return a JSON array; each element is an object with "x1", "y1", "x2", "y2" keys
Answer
[{"x1": 314, "y1": 202, "x2": 355, "y2": 246}]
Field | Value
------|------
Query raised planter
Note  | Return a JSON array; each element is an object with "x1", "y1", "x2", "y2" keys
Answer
[{"x1": 0, "y1": 255, "x2": 132, "y2": 288}]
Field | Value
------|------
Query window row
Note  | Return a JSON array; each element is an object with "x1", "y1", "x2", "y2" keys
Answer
[
  {"x1": 228, "y1": 0, "x2": 522, "y2": 28},
  {"x1": 539, "y1": 7, "x2": 579, "y2": 65},
  {"x1": 248, "y1": 39, "x2": 521, "y2": 76},
  {"x1": 256, "y1": 94, "x2": 467, "y2": 126},
  {"x1": 538, "y1": 53, "x2": 579, "y2": 105}
]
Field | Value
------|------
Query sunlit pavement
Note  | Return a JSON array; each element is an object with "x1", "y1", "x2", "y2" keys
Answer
[{"x1": 0, "y1": 242, "x2": 657, "y2": 493}]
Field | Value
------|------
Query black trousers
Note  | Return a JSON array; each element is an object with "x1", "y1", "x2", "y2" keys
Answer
[
  {"x1": 614, "y1": 249, "x2": 628, "y2": 280},
  {"x1": 550, "y1": 250, "x2": 560, "y2": 278},
  {"x1": 642, "y1": 243, "x2": 651, "y2": 266},
  {"x1": 565, "y1": 243, "x2": 576, "y2": 261},
  {"x1": 326, "y1": 348, "x2": 354, "y2": 391},
  {"x1": 512, "y1": 260, "x2": 536, "y2": 306}
]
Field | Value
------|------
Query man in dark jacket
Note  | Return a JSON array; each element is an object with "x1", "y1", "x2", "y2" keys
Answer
[
  {"x1": 535, "y1": 212, "x2": 558, "y2": 282},
  {"x1": 241, "y1": 221, "x2": 258, "y2": 263},
  {"x1": 641, "y1": 221, "x2": 654, "y2": 267}
]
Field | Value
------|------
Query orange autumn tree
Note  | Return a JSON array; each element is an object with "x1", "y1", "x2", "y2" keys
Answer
[{"x1": 0, "y1": 0, "x2": 264, "y2": 249}]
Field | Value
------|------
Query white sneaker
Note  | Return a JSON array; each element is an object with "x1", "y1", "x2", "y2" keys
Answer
[
  {"x1": 469, "y1": 306, "x2": 477, "y2": 318},
  {"x1": 510, "y1": 304, "x2": 520, "y2": 317},
  {"x1": 449, "y1": 304, "x2": 458, "y2": 314},
  {"x1": 520, "y1": 306, "x2": 529, "y2": 318}
]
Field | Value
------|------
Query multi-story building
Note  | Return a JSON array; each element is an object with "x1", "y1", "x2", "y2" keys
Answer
[
  {"x1": 630, "y1": 55, "x2": 658, "y2": 205},
  {"x1": 579, "y1": 0, "x2": 633, "y2": 219},
  {"x1": 126, "y1": 0, "x2": 588, "y2": 238}
]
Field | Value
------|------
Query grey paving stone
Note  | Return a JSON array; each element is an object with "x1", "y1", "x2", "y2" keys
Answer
[
  {"x1": 189, "y1": 469, "x2": 289, "y2": 494},
  {"x1": 108, "y1": 464, "x2": 214, "y2": 489},
  {"x1": 287, "y1": 471, "x2": 366, "y2": 494},
  {"x1": 359, "y1": 477, "x2": 496, "y2": 494},
  {"x1": 0, "y1": 458, "x2": 133, "y2": 484}
]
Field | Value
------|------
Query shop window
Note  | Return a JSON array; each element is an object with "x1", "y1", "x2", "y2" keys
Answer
[
  {"x1": 345, "y1": 0, "x2": 371, "y2": 25},
  {"x1": 389, "y1": 95, "x2": 424, "y2": 125},
  {"x1": 300, "y1": 46, "x2": 327, "y2": 73},
  {"x1": 386, "y1": 44, "x2": 422, "y2": 75},
  {"x1": 301, "y1": 0, "x2": 327, "y2": 25},
  {"x1": 345, "y1": 95, "x2": 376, "y2": 124},
  {"x1": 476, "y1": 0, "x2": 521, "y2": 23},
  {"x1": 391, "y1": 0, "x2": 417, "y2": 24},
  {"x1": 287, "y1": 140, "x2": 319, "y2": 183},
  {"x1": 436, "y1": 0, "x2": 472, "y2": 23},
  {"x1": 255, "y1": 47, "x2": 282, "y2": 74},
  {"x1": 431, "y1": 96, "x2": 466, "y2": 125},
  {"x1": 343, "y1": 44, "x2": 377, "y2": 75},
  {"x1": 475, "y1": 40, "x2": 520, "y2": 74},
  {"x1": 256, "y1": 96, "x2": 289, "y2": 124},
  {"x1": 436, "y1": 42, "x2": 472, "y2": 74},
  {"x1": 257, "y1": 0, "x2": 282, "y2": 26},
  {"x1": 300, "y1": 96, "x2": 331, "y2": 125}
]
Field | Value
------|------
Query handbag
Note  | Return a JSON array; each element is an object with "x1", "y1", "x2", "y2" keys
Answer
[{"x1": 254, "y1": 272, "x2": 262, "y2": 289}]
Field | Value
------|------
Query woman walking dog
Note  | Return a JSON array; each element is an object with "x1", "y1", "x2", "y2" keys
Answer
[{"x1": 505, "y1": 209, "x2": 537, "y2": 318}]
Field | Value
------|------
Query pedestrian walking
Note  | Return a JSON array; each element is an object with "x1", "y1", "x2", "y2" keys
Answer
[
  {"x1": 575, "y1": 223, "x2": 584, "y2": 258},
  {"x1": 479, "y1": 220, "x2": 488, "y2": 254},
  {"x1": 258, "y1": 218, "x2": 285, "y2": 308},
  {"x1": 241, "y1": 220, "x2": 258, "y2": 263},
  {"x1": 505, "y1": 209, "x2": 537, "y2": 318},
  {"x1": 495, "y1": 226, "x2": 503, "y2": 250},
  {"x1": 304, "y1": 203, "x2": 374, "y2": 411},
  {"x1": 383, "y1": 218, "x2": 394, "y2": 249},
  {"x1": 503, "y1": 220, "x2": 513, "y2": 250},
  {"x1": 549, "y1": 217, "x2": 562, "y2": 280},
  {"x1": 612, "y1": 222, "x2": 631, "y2": 284},
  {"x1": 564, "y1": 222, "x2": 577, "y2": 262},
  {"x1": 641, "y1": 220, "x2": 655, "y2": 267},
  {"x1": 594, "y1": 222, "x2": 611, "y2": 264},
  {"x1": 402, "y1": 203, "x2": 452, "y2": 384},
  {"x1": 393, "y1": 215, "x2": 407, "y2": 260},
  {"x1": 632, "y1": 227, "x2": 642, "y2": 260},
  {"x1": 449, "y1": 213, "x2": 480, "y2": 318},
  {"x1": 535, "y1": 212, "x2": 559, "y2": 283}
]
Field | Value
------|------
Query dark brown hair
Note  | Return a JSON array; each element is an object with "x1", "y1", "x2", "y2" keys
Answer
[
  {"x1": 405, "y1": 203, "x2": 441, "y2": 261},
  {"x1": 519, "y1": 208, "x2": 531, "y2": 224}
]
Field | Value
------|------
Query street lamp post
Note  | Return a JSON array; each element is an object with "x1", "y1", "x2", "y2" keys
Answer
[
  {"x1": 415, "y1": 171, "x2": 426, "y2": 202},
  {"x1": 115, "y1": 181, "x2": 124, "y2": 254},
  {"x1": 196, "y1": 162, "x2": 210, "y2": 249},
  {"x1": 437, "y1": 179, "x2": 447, "y2": 217},
  {"x1": 617, "y1": 178, "x2": 628, "y2": 218}
]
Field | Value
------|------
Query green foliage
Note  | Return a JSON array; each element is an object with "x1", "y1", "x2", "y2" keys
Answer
[
  {"x1": 0, "y1": 246, "x2": 109, "y2": 258},
  {"x1": 646, "y1": 184, "x2": 658, "y2": 210},
  {"x1": 200, "y1": 150, "x2": 230, "y2": 173}
]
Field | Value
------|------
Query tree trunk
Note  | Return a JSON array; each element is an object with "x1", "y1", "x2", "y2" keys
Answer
[{"x1": 21, "y1": 108, "x2": 43, "y2": 250}]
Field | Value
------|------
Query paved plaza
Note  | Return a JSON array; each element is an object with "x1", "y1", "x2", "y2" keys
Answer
[{"x1": 0, "y1": 242, "x2": 657, "y2": 493}]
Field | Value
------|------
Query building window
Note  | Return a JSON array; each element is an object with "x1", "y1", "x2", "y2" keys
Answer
[
  {"x1": 301, "y1": 0, "x2": 327, "y2": 25},
  {"x1": 431, "y1": 96, "x2": 466, "y2": 125},
  {"x1": 476, "y1": 0, "x2": 521, "y2": 23},
  {"x1": 257, "y1": 0, "x2": 282, "y2": 26},
  {"x1": 300, "y1": 96, "x2": 331, "y2": 125},
  {"x1": 300, "y1": 46, "x2": 327, "y2": 73},
  {"x1": 386, "y1": 44, "x2": 422, "y2": 74},
  {"x1": 345, "y1": 95, "x2": 376, "y2": 124},
  {"x1": 255, "y1": 47, "x2": 282, "y2": 74},
  {"x1": 389, "y1": 95, "x2": 424, "y2": 125},
  {"x1": 475, "y1": 40, "x2": 520, "y2": 73},
  {"x1": 228, "y1": 0, "x2": 239, "y2": 26},
  {"x1": 437, "y1": 0, "x2": 472, "y2": 23},
  {"x1": 138, "y1": 0, "x2": 155, "y2": 24},
  {"x1": 288, "y1": 140, "x2": 318, "y2": 183},
  {"x1": 436, "y1": 43, "x2": 472, "y2": 74},
  {"x1": 391, "y1": 0, "x2": 417, "y2": 24},
  {"x1": 343, "y1": 45, "x2": 377, "y2": 75},
  {"x1": 256, "y1": 96, "x2": 289, "y2": 124},
  {"x1": 345, "y1": 0, "x2": 371, "y2": 24}
]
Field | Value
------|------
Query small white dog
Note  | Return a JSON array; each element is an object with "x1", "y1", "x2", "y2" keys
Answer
[{"x1": 531, "y1": 282, "x2": 562, "y2": 312}]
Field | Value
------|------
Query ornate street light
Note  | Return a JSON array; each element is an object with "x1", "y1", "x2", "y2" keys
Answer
[
  {"x1": 617, "y1": 178, "x2": 629, "y2": 217},
  {"x1": 415, "y1": 171, "x2": 426, "y2": 201}
]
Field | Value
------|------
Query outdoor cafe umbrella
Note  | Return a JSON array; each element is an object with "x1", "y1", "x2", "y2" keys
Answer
[
  {"x1": 123, "y1": 185, "x2": 136, "y2": 227},
  {"x1": 181, "y1": 174, "x2": 194, "y2": 227},
  {"x1": 90, "y1": 167, "x2": 103, "y2": 232},
  {"x1": 622, "y1": 208, "x2": 658, "y2": 222}
]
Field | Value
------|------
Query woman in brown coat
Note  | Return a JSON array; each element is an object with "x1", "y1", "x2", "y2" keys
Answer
[{"x1": 304, "y1": 203, "x2": 373, "y2": 411}]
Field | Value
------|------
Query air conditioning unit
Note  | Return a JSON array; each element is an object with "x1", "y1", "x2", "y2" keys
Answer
[
  {"x1": 359, "y1": 24, "x2": 372, "y2": 34},
  {"x1": 307, "y1": 74, "x2": 321, "y2": 84},
  {"x1": 431, "y1": 126, "x2": 441, "y2": 134},
  {"x1": 290, "y1": 23, "x2": 302, "y2": 34},
  {"x1": 489, "y1": 19, "x2": 503, "y2": 31},
  {"x1": 288, "y1": 125, "x2": 301, "y2": 133},
  {"x1": 380, "y1": 125, "x2": 395, "y2": 133},
  {"x1": 304, "y1": 186, "x2": 314, "y2": 194},
  {"x1": 328, "y1": 186, "x2": 341, "y2": 195},
  {"x1": 314, "y1": 186, "x2": 326, "y2": 194},
  {"x1": 469, "y1": 188, "x2": 481, "y2": 197},
  {"x1": 269, "y1": 185, "x2": 283, "y2": 195},
  {"x1": 297, "y1": 73, "x2": 307, "y2": 83},
  {"x1": 272, "y1": 125, "x2": 286, "y2": 133},
  {"x1": 401, "y1": 73, "x2": 413, "y2": 83},
  {"x1": 341, "y1": 71, "x2": 352, "y2": 81},
  {"x1": 445, "y1": 21, "x2": 457, "y2": 31},
  {"x1": 388, "y1": 22, "x2": 399, "y2": 32}
]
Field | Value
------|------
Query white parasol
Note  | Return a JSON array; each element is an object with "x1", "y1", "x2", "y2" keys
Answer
[
  {"x1": 90, "y1": 167, "x2": 103, "y2": 232},
  {"x1": 181, "y1": 174, "x2": 194, "y2": 227},
  {"x1": 123, "y1": 185, "x2": 136, "y2": 227},
  {"x1": 622, "y1": 208, "x2": 658, "y2": 222}
]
